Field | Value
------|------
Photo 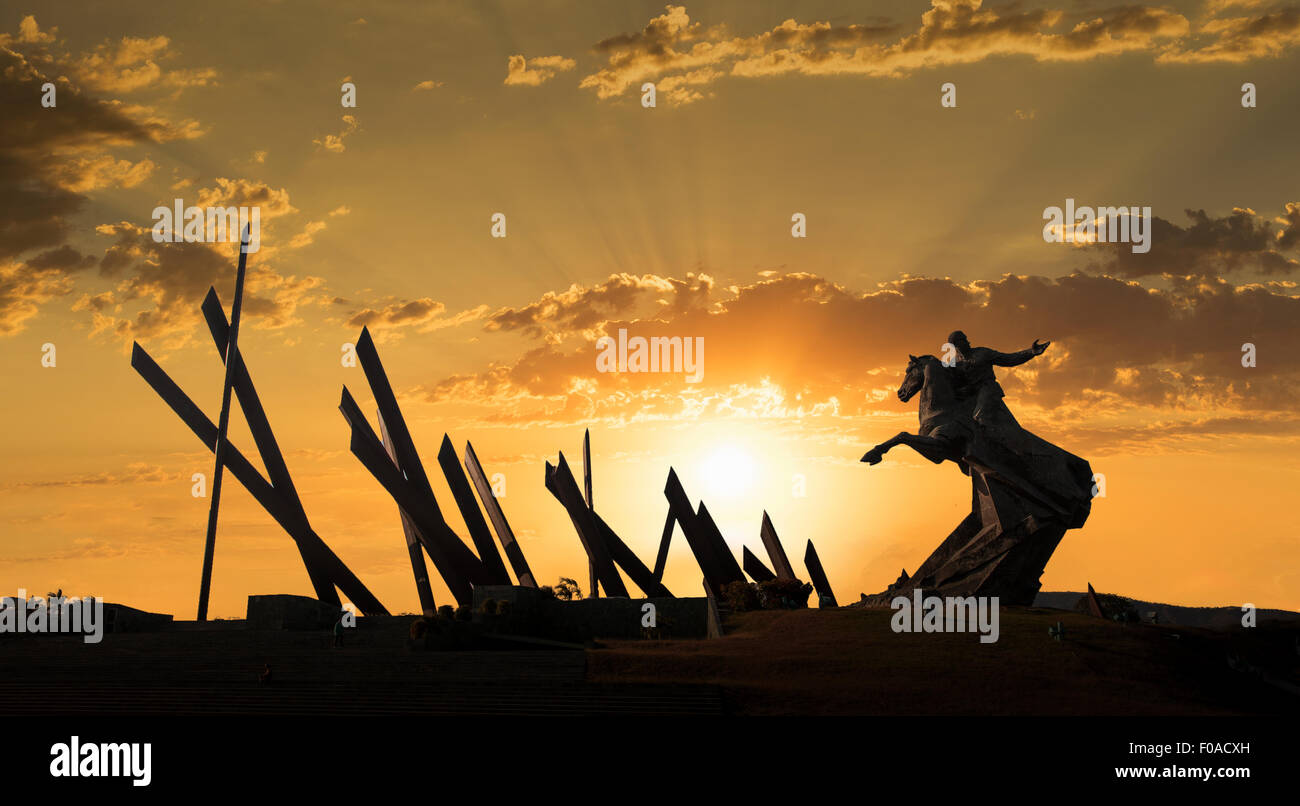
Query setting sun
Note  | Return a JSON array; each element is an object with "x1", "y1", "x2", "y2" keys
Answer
[{"x1": 699, "y1": 444, "x2": 757, "y2": 499}]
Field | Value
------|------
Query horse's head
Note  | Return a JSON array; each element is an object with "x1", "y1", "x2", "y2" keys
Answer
[{"x1": 897, "y1": 354, "x2": 932, "y2": 402}]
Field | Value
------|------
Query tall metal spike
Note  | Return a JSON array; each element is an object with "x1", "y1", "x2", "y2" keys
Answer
[
  {"x1": 652, "y1": 509, "x2": 675, "y2": 582},
  {"x1": 438, "y1": 434, "x2": 510, "y2": 584},
  {"x1": 584, "y1": 429, "x2": 597, "y2": 599},
  {"x1": 380, "y1": 410, "x2": 437, "y2": 617},
  {"x1": 805, "y1": 540, "x2": 838, "y2": 607},
  {"x1": 197, "y1": 229, "x2": 249, "y2": 621},
  {"x1": 464, "y1": 441, "x2": 536, "y2": 587},
  {"x1": 760, "y1": 511, "x2": 797, "y2": 581}
]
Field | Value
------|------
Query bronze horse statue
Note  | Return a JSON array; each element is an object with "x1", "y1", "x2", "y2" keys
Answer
[
  {"x1": 856, "y1": 351, "x2": 1094, "y2": 606},
  {"x1": 861, "y1": 354, "x2": 976, "y2": 470}
]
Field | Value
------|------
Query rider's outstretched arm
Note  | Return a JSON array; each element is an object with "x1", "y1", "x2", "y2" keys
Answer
[{"x1": 989, "y1": 345, "x2": 1039, "y2": 367}]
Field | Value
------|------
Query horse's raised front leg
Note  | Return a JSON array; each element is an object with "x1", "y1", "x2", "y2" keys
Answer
[
  {"x1": 861, "y1": 431, "x2": 911, "y2": 465},
  {"x1": 862, "y1": 431, "x2": 959, "y2": 466}
]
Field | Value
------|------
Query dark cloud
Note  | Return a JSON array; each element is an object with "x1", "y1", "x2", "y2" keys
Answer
[
  {"x1": 24, "y1": 246, "x2": 97, "y2": 272},
  {"x1": 420, "y1": 266, "x2": 1300, "y2": 437},
  {"x1": 1161, "y1": 4, "x2": 1300, "y2": 63},
  {"x1": 484, "y1": 273, "x2": 698, "y2": 338},
  {"x1": 0, "y1": 34, "x2": 204, "y2": 335},
  {"x1": 345, "y1": 298, "x2": 446, "y2": 329},
  {"x1": 581, "y1": 2, "x2": 1210, "y2": 104},
  {"x1": 1276, "y1": 201, "x2": 1300, "y2": 250},
  {"x1": 1087, "y1": 205, "x2": 1299, "y2": 278},
  {"x1": 85, "y1": 219, "x2": 324, "y2": 347}
]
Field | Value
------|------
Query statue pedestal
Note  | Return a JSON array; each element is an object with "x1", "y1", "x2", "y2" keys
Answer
[{"x1": 860, "y1": 428, "x2": 1093, "y2": 607}]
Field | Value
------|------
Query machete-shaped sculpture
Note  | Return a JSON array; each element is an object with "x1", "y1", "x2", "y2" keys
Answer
[{"x1": 130, "y1": 241, "x2": 387, "y2": 616}]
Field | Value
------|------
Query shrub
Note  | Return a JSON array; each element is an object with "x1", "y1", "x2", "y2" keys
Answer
[
  {"x1": 495, "y1": 600, "x2": 512, "y2": 616},
  {"x1": 722, "y1": 581, "x2": 760, "y2": 612},
  {"x1": 716, "y1": 579, "x2": 814, "y2": 611},
  {"x1": 453, "y1": 605, "x2": 472, "y2": 622},
  {"x1": 437, "y1": 605, "x2": 455, "y2": 621},
  {"x1": 554, "y1": 577, "x2": 583, "y2": 601},
  {"x1": 480, "y1": 598, "x2": 498, "y2": 616},
  {"x1": 1072, "y1": 591, "x2": 1136, "y2": 621},
  {"x1": 758, "y1": 578, "x2": 813, "y2": 609},
  {"x1": 640, "y1": 611, "x2": 675, "y2": 640}
]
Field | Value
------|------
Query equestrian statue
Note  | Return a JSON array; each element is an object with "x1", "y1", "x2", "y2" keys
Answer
[{"x1": 858, "y1": 331, "x2": 1094, "y2": 606}]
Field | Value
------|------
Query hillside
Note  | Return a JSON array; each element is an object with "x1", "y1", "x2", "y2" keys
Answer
[
  {"x1": 1034, "y1": 591, "x2": 1300, "y2": 629},
  {"x1": 588, "y1": 606, "x2": 1300, "y2": 715}
]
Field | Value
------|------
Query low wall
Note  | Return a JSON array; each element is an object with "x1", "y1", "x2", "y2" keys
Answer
[
  {"x1": 104, "y1": 603, "x2": 173, "y2": 633},
  {"x1": 246, "y1": 594, "x2": 341, "y2": 630}
]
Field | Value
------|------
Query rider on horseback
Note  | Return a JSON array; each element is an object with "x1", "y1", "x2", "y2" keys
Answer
[
  {"x1": 947, "y1": 330, "x2": 1049, "y2": 429},
  {"x1": 857, "y1": 333, "x2": 1093, "y2": 606},
  {"x1": 860, "y1": 332, "x2": 1051, "y2": 467}
]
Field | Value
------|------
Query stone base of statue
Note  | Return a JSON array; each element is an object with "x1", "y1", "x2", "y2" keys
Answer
[{"x1": 859, "y1": 417, "x2": 1094, "y2": 608}]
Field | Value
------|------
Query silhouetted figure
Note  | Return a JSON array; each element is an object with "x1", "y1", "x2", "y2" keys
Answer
[
  {"x1": 948, "y1": 330, "x2": 1048, "y2": 429},
  {"x1": 258, "y1": 663, "x2": 272, "y2": 685},
  {"x1": 333, "y1": 616, "x2": 345, "y2": 648}
]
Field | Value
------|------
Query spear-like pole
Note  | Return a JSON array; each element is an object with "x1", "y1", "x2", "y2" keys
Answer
[
  {"x1": 584, "y1": 428, "x2": 598, "y2": 599},
  {"x1": 197, "y1": 227, "x2": 251, "y2": 620}
]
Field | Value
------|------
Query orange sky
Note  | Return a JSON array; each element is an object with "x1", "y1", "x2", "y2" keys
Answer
[{"x1": 1, "y1": 1, "x2": 1298, "y2": 617}]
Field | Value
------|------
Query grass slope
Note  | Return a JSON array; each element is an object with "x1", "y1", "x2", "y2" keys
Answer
[{"x1": 588, "y1": 606, "x2": 1300, "y2": 715}]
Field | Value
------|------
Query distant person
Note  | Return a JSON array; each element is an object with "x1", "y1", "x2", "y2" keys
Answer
[{"x1": 333, "y1": 615, "x2": 345, "y2": 648}]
